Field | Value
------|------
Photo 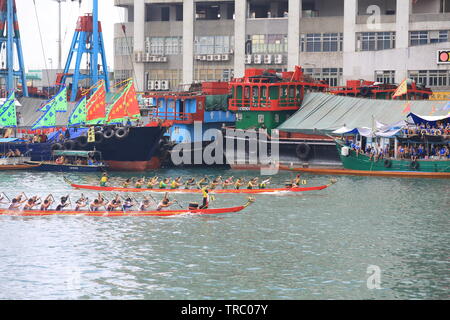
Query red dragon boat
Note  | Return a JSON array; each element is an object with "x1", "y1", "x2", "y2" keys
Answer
[
  {"x1": 68, "y1": 180, "x2": 337, "y2": 194},
  {"x1": 0, "y1": 199, "x2": 254, "y2": 217}
]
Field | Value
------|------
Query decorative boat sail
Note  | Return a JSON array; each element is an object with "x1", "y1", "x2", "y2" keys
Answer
[
  {"x1": 39, "y1": 87, "x2": 68, "y2": 113},
  {"x1": 106, "y1": 80, "x2": 140, "y2": 124},
  {"x1": 0, "y1": 93, "x2": 17, "y2": 128},
  {"x1": 31, "y1": 98, "x2": 58, "y2": 130},
  {"x1": 85, "y1": 81, "x2": 106, "y2": 125},
  {"x1": 68, "y1": 97, "x2": 87, "y2": 127}
]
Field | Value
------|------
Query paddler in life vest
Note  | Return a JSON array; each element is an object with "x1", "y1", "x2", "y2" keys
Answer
[
  {"x1": 40, "y1": 194, "x2": 54, "y2": 211},
  {"x1": 234, "y1": 178, "x2": 244, "y2": 190},
  {"x1": 147, "y1": 177, "x2": 159, "y2": 189},
  {"x1": 170, "y1": 177, "x2": 182, "y2": 189},
  {"x1": 259, "y1": 177, "x2": 271, "y2": 189},
  {"x1": 99, "y1": 173, "x2": 108, "y2": 187},
  {"x1": 247, "y1": 178, "x2": 258, "y2": 190},
  {"x1": 156, "y1": 193, "x2": 175, "y2": 211},
  {"x1": 135, "y1": 178, "x2": 144, "y2": 189},
  {"x1": 199, "y1": 188, "x2": 211, "y2": 209},
  {"x1": 159, "y1": 178, "x2": 170, "y2": 189},
  {"x1": 197, "y1": 176, "x2": 209, "y2": 189},
  {"x1": 122, "y1": 178, "x2": 131, "y2": 189}
]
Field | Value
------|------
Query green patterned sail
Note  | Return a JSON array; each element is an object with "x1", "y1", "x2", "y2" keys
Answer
[
  {"x1": 32, "y1": 102, "x2": 57, "y2": 129},
  {"x1": 40, "y1": 87, "x2": 68, "y2": 112},
  {"x1": 0, "y1": 93, "x2": 17, "y2": 128},
  {"x1": 68, "y1": 97, "x2": 87, "y2": 127}
]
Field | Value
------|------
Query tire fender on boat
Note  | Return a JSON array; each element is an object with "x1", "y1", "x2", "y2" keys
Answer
[
  {"x1": 103, "y1": 127, "x2": 115, "y2": 139},
  {"x1": 76, "y1": 136, "x2": 88, "y2": 148},
  {"x1": 51, "y1": 143, "x2": 63, "y2": 151},
  {"x1": 296, "y1": 143, "x2": 311, "y2": 160},
  {"x1": 115, "y1": 127, "x2": 129, "y2": 140}
]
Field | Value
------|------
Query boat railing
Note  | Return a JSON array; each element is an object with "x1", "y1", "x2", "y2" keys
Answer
[
  {"x1": 148, "y1": 111, "x2": 194, "y2": 124},
  {"x1": 229, "y1": 98, "x2": 300, "y2": 111}
]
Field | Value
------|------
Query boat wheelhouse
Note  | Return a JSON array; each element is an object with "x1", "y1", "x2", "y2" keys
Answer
[{"x1": 26, "y1": 150, "x2": 107, "y2": 172}]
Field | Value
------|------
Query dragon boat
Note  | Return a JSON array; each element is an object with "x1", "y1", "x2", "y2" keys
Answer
[{"x1": 0, "y1": 198, "x2": 254, "y2": 217}]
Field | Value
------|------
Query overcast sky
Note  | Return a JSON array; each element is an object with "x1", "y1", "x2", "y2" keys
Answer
[{"x1": 15, "y1": 0, "x2": 124, "y2": 72}]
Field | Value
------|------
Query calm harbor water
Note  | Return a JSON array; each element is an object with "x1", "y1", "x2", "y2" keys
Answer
[{"x1": 0, "y1": 168, "x2": 448, "y2": 300}]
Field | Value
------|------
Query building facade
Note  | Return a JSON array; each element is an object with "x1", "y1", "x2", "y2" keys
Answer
[{"x1": 113, "y1": 0, "x2": 450, "y2": 92}]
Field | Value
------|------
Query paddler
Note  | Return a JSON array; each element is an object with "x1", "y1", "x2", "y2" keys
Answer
[
  {"x1": 197, "y1": 176, "x2": 209, "y2": 189},
  {"x1": 139, "y1": 196, "x2": 153, "y2": 211},
  {"x1": 210, "y1": 176, "x2": 222, "y2": 190},
  {"x1": 9, "y1": 193, "x2": 28, "y2": 210},
  {"x1": 23, "y1": 196, "x2": 41, "y2": 211},
  {"x1": 99, "y1": 173, "x2": 108, "y2": 187},
  {"x1": 234, "y1": 178, "x2": 244, "y2": 190},
  {"x1": 159, "y1": 178, "x2": 170, "y2": 189},
  {"x1": 122, "y1": 178, "x2": 131, "y2": 189},
  {"x1": 259, "y1": 177, "x2": 271, "y2": 189},
  {"x1": 74, "y1": 195, "x2": 89, "y2": 211},
  {"x1": 122, "y1": 197, "x2": 136, "y2": 212},
  {"x1": 184, "y1": 178, "x2": 196, "y2": 189},
  {"x1": 291, "y1": 174, "x2": 301, "y2": 187},
  {"x1": 55, "y1": 195, "x2": 70, "y2": 211},
  {"x1": 106, "y1": 195, "x2": 122, "y2": 212},
  {"x1": 170, "y1": 177, "x2": 182, "y2": 189},
  {"x1": 90, "y1": 194, "x2": 106, "y2": 212},
  {"x1": 40, "y1": 194, "x2": 54, "y2": 211},
  {"x1": 247, "y1": 178, "x2": 258, "y2": 190},
  {"x1": 147, "y1": 177, "x2": 159, "y2": 189},
  {"x1": 135, "y1": 178, "x2": 144, "y2": 189},
  {"x1": 156, "y1": 192, "x2": 175, "y2": 211},
  {"x1": 222, "y1": 176, "x2": 234, "y2": 189}
]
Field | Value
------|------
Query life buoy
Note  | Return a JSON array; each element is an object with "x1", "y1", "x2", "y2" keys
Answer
[
  {"x1": 115, "y1": 127, "x2": 129, "y2": 140},
  {"x1": 94, "y1": 131, "x2": 104, "y2": 144},
  {"x1": 76, "y1": 136, "x2": 88, "y2": 148},
  {"x1": 360, "y1": 87, "x2": 372, "y2": 97},
  {"x1": 51, "y1": 143, "x2": 63, "y2": 151},
  {"x1": 296, "y1": 143, "x2": 311, "y2": 160},
  {"x1": 63, "y1": 140, "x2": 76, "y2": 150},
  {"x1": 103, "y1": 127, "x2": 115, "y2": 139},
  {"x1": 420, "y1": 129, "x2": 427, "y2": 135},
  {"x1": 384, "y1": 159, "x2": 392, "y2": 168},
  {"x1": 410, "y1": 161, "x2": 420, "y2": 170},
  {"x1": 435, "y1": 130, "x2": 442, "y2": 136}
]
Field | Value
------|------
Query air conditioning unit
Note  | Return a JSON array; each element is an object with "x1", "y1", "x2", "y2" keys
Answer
[
  {"x1": 264, "y1": 54, "x2": 272, "y2": 64},
  {"x1": 154, "y1": 80, "x2": 161, "y2": 91},
  {"x1": 213, "y1": 54, "x2": 221, "y2": 61},
  {"x1": 200, "y1": 55, "x2": 207, "y2": 61},
  {"x1": 195, "y1": 55, "x2": 203, "y2": 60},
  {"x1": 429, "y1": 30, "x2": 440, "y2": 40},
  {"x1": 159, "y1": 56, "x2": 168, "y2": 62},
  {"x1": 143, "y1": 53, "x2": 151, "y2": 62},
  {"x1": 161, "y1": 80, "x2": 170, "y2": 90},
  {"x1": 148, "y1": 55, "x2": 157, "y2": 62},
  {"x1": 147, "y1": 80, "x2": 155, "y2": 91},
  {"x1": 253, "y1": 54, "x2": 262, "y2": 64},
  {"x1": 206, "y1": 55, "x2": 214, "y2": 61},
  {"x1": 274, "y1": 54, "x2": 283, "y2": 64},
  {"x1": 221, "y1": 54, "x2": 230, "y2": 61},
  {"x1": 245, "y1": 55, "x2": 252, "y2": 64},
  {"x1": 134, "y1": 51, "x2": 142, "y2": 62}
]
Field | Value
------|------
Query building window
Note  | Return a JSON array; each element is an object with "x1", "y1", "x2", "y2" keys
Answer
[
  {"x1": 357, "y1": 32, "x2": 396, "y2": 51},
  {"x1": 410, "y1": 30, "x2": 449, "y2": 46},
  {"x1": 195, "y1": 36, "x2": 234, "y2": 54},
  {"x1": 301, "y1": 33, "x2": 343, "y2": 52},
  {"x1": 304, "y1": 68, "x2": 343, "y2": 87},
  {"x1": 114, "y1": 70, "x2": 132, "y2": 84},
  {"x1": 375, "y1": 70, "x2": 396, "y2": 84},
  {"x1": 408, "y1": 70, "x2": 450, "y2": 87},
  {"x1": 146, "y1": 37, "x2": 182, "y2": 55},
  {"x1": 114, "y1": 38, "x2": 134, "y2": 56},
  {"x1": 249, "y1": 34, "x2": 288, "y2": 54}
]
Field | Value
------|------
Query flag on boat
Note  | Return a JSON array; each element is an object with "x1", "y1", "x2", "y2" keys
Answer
[
  {"x1": 40, "y1": 87, "x2": 68, "y2": 112},
  {"x1": 87, "y1": 126, "x2": 95, "y2": 143},
  {"x1": 0, "y1": 93, "x2": 17, "y2": 128},
  {"x1": 68, "y1": 97, "x2": 87, "y2": 127},
  {"x1": 393, "y1": 79, "x2": 408, "y2": 98},
  {"x1": 86, "y1": 81, "x2": 106, "y2": 125},
  {"x1": 31, "y1": 100, "x2": 57, "y2": 129},
  {"x1": 106, "y1": 80, "x2": 141, "y2": 124},
  {"x1": 402, "y1": 102, "x2": 411, "y2": 114}
]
